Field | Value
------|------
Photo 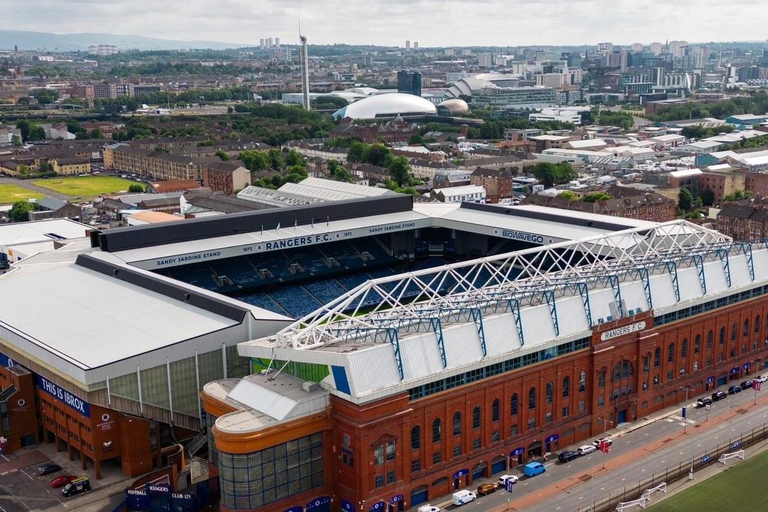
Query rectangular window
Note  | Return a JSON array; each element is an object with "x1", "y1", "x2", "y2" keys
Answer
[
  {"x1": 375, "y1": 475, "x2": 385, "y2": 488},
  {"x1": 527, "y1": 418, "x2": 536, "y2": 430},
  {"x1": 432, "y1": 452, "x2": 442, "y2": 464},
  {"x1": 597, "y1": 396, "x2": 604, "y2": 407},
  {"x1": 562, "y1": 406, "x2": 570, "y2": 418},
  {"x1": 386, "y1": 441, "x2": 396, "y2": 461},
  {"x1": 374, "y1": 445, "x2": 384, "y2": 465},
  {"x1": 510, "y1": 425, "x2": 518, "y2": 436},
  {"x1": 453, "y1": 445, "x2": 462, "y2": 457},
  {"x1": 472, "y1": 438, "x2": 481, "y2": 450},
  {"x1": 545, "y1": 412, "x2": 553, "y2": 424},
  {"x1": 579, "y1": 401, "x2": 586, "y2": 413},
  {"x1": 387, "y1": 471, "x2": 396, "y2": 484},
  {"x1": 492, "y1": 431, "x2": 500, "y2": 443}
]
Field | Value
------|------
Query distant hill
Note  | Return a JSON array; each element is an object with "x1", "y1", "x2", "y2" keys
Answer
[{"x1": 0, "y1": 30, "x2": 247, "y2": 52}]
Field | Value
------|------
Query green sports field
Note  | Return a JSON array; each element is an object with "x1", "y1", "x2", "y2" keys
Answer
[
  {"x1": 31, "y1": 176, "x2": 138, "y2": 198},
  {"x1": 0, "y1": 184, "x2": 44, "y2": 204},
  {"x1": 646, "y1": 449, "x2": 768, "y2": 512}
]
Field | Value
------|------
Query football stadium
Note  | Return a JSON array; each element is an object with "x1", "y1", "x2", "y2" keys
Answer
[{"x1": 1, "y1": 183, "x2": 768, "y2": 512}]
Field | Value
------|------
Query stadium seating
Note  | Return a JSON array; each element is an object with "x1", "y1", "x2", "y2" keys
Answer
[
  {"x1": 304, "y1": 280, "x2": 347, "y2": 305},
  {"x1": 237, "y1": 293, "x2": 290, "y2": 316},
  {"x1": 169, "y1": 263, "x2": 219, "y2": 291},
  {"x1": 208, "y1": 257, "x2": 260, "y2": 288},
  {"x1": 268, "y1": 287, "x2": 322, "y2": 318}
]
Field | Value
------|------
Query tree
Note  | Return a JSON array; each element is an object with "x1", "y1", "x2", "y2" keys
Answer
[
  {"x1": 409, "y1": 134, "x2": 425, "y2": 145},
  {"x1": 285, "y1": 149, "x2": 307, "y2": 168},
  {"x1": 9, "y1": 201, "x2": 38, "y2": 222},
  {"x1": 362, "y1": 143, "x2": 392, "y2": 167},
  {"x1": 128, "y1": 184, "x2": 146, "y2": 193},
  {"x1": 346, "y1": 140, "x2": 366, "y2": 163},
  {"x1": 227, "y1": 106, "x2": 234, "y2": 113},
  {"x1": 582, "y1": 192, "x2": 614, "y2": 203},
  {"x1": 678, "y1": 188, "x2": 693, "y2": 211},
  {"x1": 557, "y1": 191, "x2": 579, "y2": 201},
  {"x1": 239, "y1": 150, "x2": 270, "y2": 172},
  {"x1": 38, "y1": 160, "x2": 50, "y2": 174},
  {"x1": 11, "y1": 135, "x2": 21, "y2": 147},
  {"x1": 267, "y1": 148, "x2": 284, "y2": 170},
  {"x1": 388, "y1": 156, "x2": 412, "y2": 187},
  {"x1": 89, "y1": 128, "x2": 104, "y2": 139},
  {"x1": 328, "y1": 160, "x2": 352, "y2": 183},
  {"x1": 124, "y1": 98, "x2": 140, "y2": 112},
  {"x1": 723, "y1": 190, "x2": 754, "y2": 202},
  {"x1": 699, "y1": 188, "x2": 715, "y2": 206},
  {"x1": 532, "y1": 162, "x2": 577, "y2": 188},
  {"x1": 28, "y1": 126, "x2": 46, "y2": 141},
  {"x1": 215, "y1": 149, "x2": 230, "y2": 161}
]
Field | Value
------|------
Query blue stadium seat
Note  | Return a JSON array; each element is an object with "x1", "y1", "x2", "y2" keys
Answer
[
  {"x1": 304, "y1": 280, "x2": 347, "y2": 305},
  {"x1": 268, "y1": 287, "x2": 322, "y2": 318},
  {"x1": 237, "y1": 293, "x2": 290, "y2": 316},
  {"x1": 208, "y1": 257, "x2": 260, "y2": 288},
  {"x1": 169, "y1": 263, "x2": 218, "y2": 291}
]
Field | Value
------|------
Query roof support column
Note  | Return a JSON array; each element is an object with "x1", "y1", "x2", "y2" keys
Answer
[
  {"x1": 692, "y1": 254, "x2": 707, "y2": 295},
  {"x1": 507, "y1": 298, "x2": 524, "y2": 346},
  {"x1": 429, "y1": 317, "x2": 447, "y2": 368},
  {"x1": 469, "y1": 308, "x2": 487, "y2": 357},
  {"x1": 385, "y1": 328, "x2": 404, "y2": 380},
  {"x1": 638, "y1": 267, "x2": 653, "y2": 311},
  {"x1": 544, "y1": 290, "x2": 560, "y2": 336},
  {"x1": 577, "y1": 282, "x2": 593, "y2": 327},
  {"x1": 716, "y1": 248, "x2": 731, "y2": 288},
  {"x1": 664, "y1": 261, "x2": 681, "y2": 302},
  {"x1": 608, "y1": 274, "x2": 624, "y2": 318}
]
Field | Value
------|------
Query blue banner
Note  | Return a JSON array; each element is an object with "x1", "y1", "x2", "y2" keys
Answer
[
  {"x1": 0, "y1": 351, "x2": 18, "y2": 368},
  {"x1": 452, "y1": 468, "x2": 468, "y2": 479},
  {"x1": 341, "y1": 501, "x2": 356, "y2": 512},
  {"x1": 37, "y1": 375, "x2": 90, "y2": 418}
]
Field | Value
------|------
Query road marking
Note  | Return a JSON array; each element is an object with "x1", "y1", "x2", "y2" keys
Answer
[
  {"x1": 621, "y1": 478, "x2": 626, "y2": 482},
  {"x1": 578, "y1": 496, "x2": 584, "y2": 500},
  {"x1": 660, "y1": 460, "x2": 665, "y2": 463},
  {"x1": 641, "y1": 469, "x2": 647, "y2": 472}
]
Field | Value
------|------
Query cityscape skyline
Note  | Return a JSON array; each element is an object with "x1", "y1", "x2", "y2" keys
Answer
[{"x1": 4, "y1": 0, "x2": 768, "y2": 48}]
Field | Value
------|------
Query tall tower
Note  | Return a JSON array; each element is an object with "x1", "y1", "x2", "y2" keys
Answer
[{"x1": 300, "y1": 34, "x2": 310, "y2": 111}]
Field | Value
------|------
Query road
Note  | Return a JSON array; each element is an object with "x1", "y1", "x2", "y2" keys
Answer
[
  {"x1": 435, "y1": 385, "x2": 768, "y2": 512},
  {"x1": 0, "y1": 177, "x2": 71, "y2": 200}
]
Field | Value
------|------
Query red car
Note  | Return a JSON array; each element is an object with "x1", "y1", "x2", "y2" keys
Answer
[{"x1": 50, "y1": 475, "x2": 76, "y2": 488}]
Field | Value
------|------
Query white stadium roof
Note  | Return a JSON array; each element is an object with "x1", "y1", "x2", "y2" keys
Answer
[{"x1": 333, "y1": 93, "x2": 437, "y2": 120}]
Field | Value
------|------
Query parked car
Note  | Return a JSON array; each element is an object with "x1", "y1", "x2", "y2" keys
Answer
[
  {"x1": 523, "y1": 461, "x2": 547, "y2": 477},
  {"x1": 578, "y1": 444, "x2": 597, "y2": 455},
  {"x1": 593, "y1": 437, "x2": 613, "y2": 448},
  {"x1": 755, "y1": 375, "x2": 767, "y2": 383},
  {"x1": 497, "y1": 474, "x2": 519, "y2": 486},
  {"x1": 37, "y1": 464, "x2": 62, "y2": 476},
  {"x1": 451, "y1": 490, "x2": 476, "y2": 506},
  {"x1": 728, "y1": 385, "x2": 742, "y2": 394},
  {"x1": 417, "y1": 505, "x2": 440, "y2": 512},
  {"x1": 558, "y1": 450, "x2": 580, "y2": 463},
  {"x1": 697, "y1": 397, "x2": 713, "y2": 407},
  {"x1": 477, "y1": 483, "x2": 498, "y2": 496},
  {"x1": 61, "y1": 476, "x2": 90, "y2": 497},
  {"x1": 712, "y1": 390, "x2": 728, "y2": 401},
  {"x1": 50, "y1": 475, "x2": 76, "y2": 488},
  {"x1": 741, "y1": 380, "x2": 753, "y2": 389}
]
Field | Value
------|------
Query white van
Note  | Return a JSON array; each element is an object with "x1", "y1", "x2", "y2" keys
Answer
[{"x1": 451, "y1": 490, "x2": 477, "y2": 506}]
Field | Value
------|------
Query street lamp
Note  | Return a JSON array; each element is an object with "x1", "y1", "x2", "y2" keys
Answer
[{"x1": 680, "y1": 386, "x2": 691, "y2": 434}]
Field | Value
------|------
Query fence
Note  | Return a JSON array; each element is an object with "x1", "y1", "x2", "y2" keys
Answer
[{"x1": 575, "y1": 422, "x2": 768, "y2": 512}]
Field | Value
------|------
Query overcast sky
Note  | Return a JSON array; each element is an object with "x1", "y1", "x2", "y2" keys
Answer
[{"x1": 5, "y1": 0, "x2": 768, "y2": 47}]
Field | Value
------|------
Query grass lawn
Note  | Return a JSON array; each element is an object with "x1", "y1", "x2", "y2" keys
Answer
[
  {"x1": 0, "y1": 184, "x2": 44, "y2": 204},
  {"x1": 646, "y1": 449, "x2": 768, "y2": 512},
  {"x1": 31, "y1": 176, "x2": 138, "y2": 198}
]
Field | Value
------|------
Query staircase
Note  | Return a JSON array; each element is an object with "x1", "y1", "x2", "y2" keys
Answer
[{"x1": 186, "y1": 432, "x2": 208, "y2": 458}]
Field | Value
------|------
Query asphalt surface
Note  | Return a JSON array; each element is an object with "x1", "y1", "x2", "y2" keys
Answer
[{"x1": 431, "y1": 384, "x2": 768, "y2": 512}]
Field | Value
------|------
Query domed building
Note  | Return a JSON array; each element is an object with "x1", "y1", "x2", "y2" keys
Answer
[
  {"x1": 437, "y1": 98, "x2": 469, "y2": 116},
  {"x1": 332, "y1": 93, "x2": 437, "y2": 120}
]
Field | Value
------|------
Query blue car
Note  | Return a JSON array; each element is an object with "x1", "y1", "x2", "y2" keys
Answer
[{"x1": 523, "y1": 462, "x2": 546, "y2": 477}]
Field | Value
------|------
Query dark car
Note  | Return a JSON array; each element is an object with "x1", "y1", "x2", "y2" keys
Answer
[
  {"x1": 728, "y1": 385, "x2": 742, "y2": 394},
  {"x1": 741, "y1": 380, "x2": 753, "y2": 390},
  {"x1": 697, "y1": 397, "x2": 713, "y2": 407},
  {"x1": 37, "y1": 464, "x2": 62, "y2": 476},
  {"x1": 558, "y1": 450, "x2": 580, "y2": 463},
  {"x1": 712, "y1": 390, "x2": 728, "y2": 401}
]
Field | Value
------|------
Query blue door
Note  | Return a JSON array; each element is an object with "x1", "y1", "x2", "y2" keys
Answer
[
  {"x1": 472, "y1": 466, "x2": 486, "y2": 480},
  {"x1": 491, "y1": 459, "x2": 506, "y2": 475},
  {"x1": 617, "y1": 409, "x2": 627, "y2": 424},
  {"x1": 410, "y1": 487, "x2": 428, "y2": 507},
  {"x1": 717, "y1": 376, "x2": 728, "y2": 386}
]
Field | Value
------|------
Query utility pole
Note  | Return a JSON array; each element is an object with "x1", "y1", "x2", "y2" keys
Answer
[{"x1": 680, "y1": 386, "x2": 691, "y2": 434}]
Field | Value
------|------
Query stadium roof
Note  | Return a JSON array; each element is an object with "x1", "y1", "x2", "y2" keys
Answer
[
  {"x1": 238, "y1": 220, "x2": 762, "y2": 403},
  {"x1": 0, "y1": 218, "x2": 90, "y2": 250},
  {"x1": 333, "y1": 93, "x2": 437, "y2": 120},
  {"x1": 0, "y1": 245, "x2": 290, "y2": 386}
]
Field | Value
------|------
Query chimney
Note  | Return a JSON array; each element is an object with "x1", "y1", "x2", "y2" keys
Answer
[{"x1": 460, "y1": 124, "x2": 469, "y2": 138}]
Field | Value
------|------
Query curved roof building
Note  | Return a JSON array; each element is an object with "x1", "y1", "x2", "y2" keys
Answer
[
  {"x1": 333, "y1": 93, "x2": 437, "y2": 120},
  {"x1": 437, "y1": 98, "x2": 469, "y2": 116},
  {"x1": 445, "y1": 73, "x2": 525, "y2": 99}
]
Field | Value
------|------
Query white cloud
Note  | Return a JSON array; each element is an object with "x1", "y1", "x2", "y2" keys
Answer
[{"x1": 4, "y1": 0, "x2": 768, "y2": 47}]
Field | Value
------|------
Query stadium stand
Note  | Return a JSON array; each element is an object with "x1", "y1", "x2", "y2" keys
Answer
[
  {"x1": 303, "y1": 280, "x2": 348, "y2": 305},
  {"x1": 268, "y1": 287, "x2": 322, "y2": 318}
]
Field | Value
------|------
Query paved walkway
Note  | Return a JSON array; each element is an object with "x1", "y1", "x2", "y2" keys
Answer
[{"x1": 0, "y1": 449, "x2": 47, "y2": 475}]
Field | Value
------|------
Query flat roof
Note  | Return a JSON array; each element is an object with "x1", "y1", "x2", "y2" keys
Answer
[{"x1": 0, "y1": 219, "x2": 90, "y2": 249}]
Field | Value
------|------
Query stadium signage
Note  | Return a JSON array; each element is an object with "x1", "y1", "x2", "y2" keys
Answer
[
  {"x1": 600, "y1": 321, "x2": 646, "y2": 341},
  {"x1": 500, "y1": 230, "x2": 545, "y2": 244},
  {"x1": 37, "y1": 375, "x2": 91, "y2": 418},
  {"x1": 263, "y1": 234, "x2": 331, "y2": 251},
  {"x1": 368, "y1": 222, "x2": 416, "y2": 234}
]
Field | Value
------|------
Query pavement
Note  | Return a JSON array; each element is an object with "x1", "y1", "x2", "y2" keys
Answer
[{"x1": 420, "y1": 384, "x2": 768, "y2": 512}]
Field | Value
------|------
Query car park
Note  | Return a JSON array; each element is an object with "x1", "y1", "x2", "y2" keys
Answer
[
  {"x1": 61, "y1": 476, "x2": 90, "y2": 497},
  {"x1": 50, "y1": 475, "x2": 76, "y2": 488},
  {"x1": 578, "y1": 444, "x2": 597, "y2": 455},
  {"x1": 451, "y1": 490, "x2": 476, "y2": 506},
  {"x1": 741, "y1": 380, "x2": 753, "y2": 389},
  {"x1": 497, "y1": 474, "x2": 519, "y2": 486},
  {"x1": 712, "y1": 390, "x2": 728, "y2": 401},
  {"x1": 477, "y1": 483, "x2": 498, "y2": 496},
  {"x1": 558, "y1": 450, "x2": 580, "y2": 463},
  {"x1": 523, "y1": 462, "x2": 547, "y2": 477},
  {"x1": 697, "y1": 397, "x2": 713, "y2": 407},
  {"x1": 37, "y1": 464, "x2": 62, "y2": 476},
  {"x1": 728, "y1": 385, "x2": 742, "y2": 394}
]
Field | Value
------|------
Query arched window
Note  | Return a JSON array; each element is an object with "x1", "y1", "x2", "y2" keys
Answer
[
  {"x1": 562, "y1": 376, "x2": 570, "y2": 398},
  {"x1": 654, "y1": 347, "x2": 661, "y2": 367},
  {"x1": 432, "y1": 418, "x2": 442, "y2": 443},
  {"x1": 707, "y1": 330, "x2": 713, "y2": 349},
  {"x1": 579, "y1": 371, "x2": 587, "y2": 392},
  {"x1": 720, "y1": 326, "x2": 726, "y2": 345},
  {"x1": 743, "y1": 319, "x2": 750, "y2": 337},
  {"x1": 492, "y1": 399, "x2": 500, "y2": 422},
  {"x1": 694, "y1": 334, "x2": 701, "y2": 354},
  {"x1": 756, "y1": 315, "x2": 761, "y2": 334},
  {"x1": 472, "y1": 406, "x2": 481, "y2": 429},
  {"x1": 453, "y1": 412, "x2": 462, "y2": 436},
  {"x1": 546, "y1": 382, "x2": 554, "y2": 404},
  {"x1": 681, "y1": 338, "x2": 688, "y2": 358},
  {"x1": 528, "y1": 387, "x2": 537, "y2": 410},
  {"x1": 411, "y1": 426, "x2": 421, "y2": 450},
  {"x1": 668, "y1": 343, "x2": 676, "y2": 363},
  {"x1": 510, "y1": 393, "x2": 518, "y2": 415},
  {"x1": 731, "y1": 322, "x2": 738, "y2": 341}
]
